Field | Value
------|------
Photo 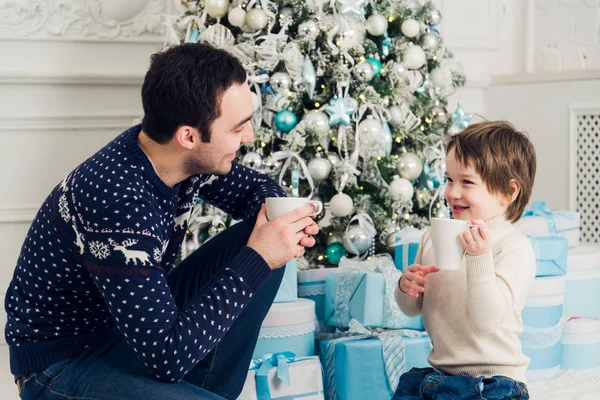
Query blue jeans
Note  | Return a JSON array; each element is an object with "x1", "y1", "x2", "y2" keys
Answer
[
  {"x1": 391, "y1": 367, "x2": 530, "y2": 400},
  {"x1": 16, "y1": 221, "x2": 285, "y2": 400}
]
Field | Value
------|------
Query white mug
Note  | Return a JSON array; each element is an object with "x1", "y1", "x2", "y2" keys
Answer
[
  {"x1": 431, "y1": 217, "x2": 470, "y2": 271},
  {"x1": 265, "y1": 197, "x2": 323, "y2": 221}
]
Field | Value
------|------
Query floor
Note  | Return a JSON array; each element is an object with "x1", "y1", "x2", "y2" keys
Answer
[{"x1": 1, "y1": 345, "x2": 598, "y2": 399}]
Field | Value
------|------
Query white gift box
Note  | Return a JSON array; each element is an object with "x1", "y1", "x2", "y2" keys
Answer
[{"x1": 238, "y1": 356, "x2": 324, "y2": 400}]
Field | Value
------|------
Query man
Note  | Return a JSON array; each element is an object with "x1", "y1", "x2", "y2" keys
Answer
[{"x1": 5, "y1": 43, "x2": 319, "y2": 399}]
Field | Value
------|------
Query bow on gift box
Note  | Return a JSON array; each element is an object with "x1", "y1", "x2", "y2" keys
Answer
[
  {"x1": 249, "y1": 352, "x2": 311, "y2": 400},
  {"x1": 523, "y1": 201, "x2": 577, "y2": 234},
  {"x1": 335, "y1": 254, "x2": 406, "y2": 329},
  {"x1": 323, "y1": 319, "x2": 429, "y2": 400},
  {"x1": 388, "y1": 226, "x2": 425, "y2": 270}
]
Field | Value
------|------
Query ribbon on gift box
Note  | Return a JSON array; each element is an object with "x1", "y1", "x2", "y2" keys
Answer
[
  {"x1": 336, "y1": 254, "x2": 405, "y2": 329},
  {"x1": 249, "y1": 352, "x2": 313, "y2": 400},
  {"x1": 520, "y1": 317, "x2": 567, "y2": 350},
  {"x1": 324, "y1": 319, "x2": 428, "y2": 400},
  {"x1": 389, "y1": 226, "x2": 425, "y2": 270},
  {"x1": 523, "y1": 202, "x2": 577, "y2": 234}
]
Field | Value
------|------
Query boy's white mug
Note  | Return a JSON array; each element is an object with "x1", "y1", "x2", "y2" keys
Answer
[
  {"x1": 265, "y1": 197, "x2": 323, "y2": 221},
  {"x1": 431, "y1": 217, "x2": 470, "y2": 271}
]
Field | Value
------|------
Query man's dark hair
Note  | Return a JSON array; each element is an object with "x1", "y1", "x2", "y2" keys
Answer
[{"x1": 141, "y1": 43, "x2": 247, "y2": 144}]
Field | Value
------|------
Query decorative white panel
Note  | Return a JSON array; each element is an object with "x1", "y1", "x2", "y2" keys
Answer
[
  {"x1": 0, "y1": 0, "x2": 178, "y2": 42},
  {"x1": 570, "y1": 106, "x2": 600, "y2": 243}
]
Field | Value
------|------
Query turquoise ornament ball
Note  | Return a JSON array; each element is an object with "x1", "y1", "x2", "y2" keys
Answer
[
  {"x1": 366, "y1": 57, "x2": 382, "y2": 78},
  {"x1": 274, "y1": 110, "x2": 298, "y2": 133},
  {"x1": 326, "y1": 242, "x2": 348, "y2": 265}
]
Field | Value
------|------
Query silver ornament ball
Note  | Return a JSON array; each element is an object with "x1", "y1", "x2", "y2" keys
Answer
[
  {"x1": 298, "y1": 20, "x2": 320, "y2": 40},
  {"x1": 262, "y1": 156, "x2": 282, "y2": 175},
  {"x1": 327, "y1": 153, "x2": 341, "y2": 167},
  {"x1": 302, "y1": 111, "x2": 330, "y2": 136},
  {"x1": 358, "y1": 116, "x2": 386, "y2": 158},
  {"x1": 419, "y1": 33, "x2": 440, "y2": 51},
  {"x1": 269, "y1": 72, "x2": 292, "y2": 92},
  {"x1": 428, "y1": 9, "x2": 442, "y2": 26},
  {"x1": 388, "y1": 105, "x2": 404, "y2": 127},
  {"x1": 241, "y1": 151, "x2": 262, "y2": 169},
  {"x1": 429, "y1": 105, "x2": 449, "y2": 124},
  {"x1": 396, "y1": 152, "x2": 423, "y2": 181},
  {"x1": 353, "y1": 61, "x2": 375, "y2": 81},
  {"x1": 327, "y1": 231, "x2": 345, "y2": 246},
  {"x1": 344, "y1": 225, "x2": 372, "y2": 255}
]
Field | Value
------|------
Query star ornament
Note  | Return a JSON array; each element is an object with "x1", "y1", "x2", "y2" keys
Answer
[
  {"x1": 337, "y1": 0, "x2": 366, "y2": 16},
  {"x1": 452, "y1": 103, "x2": 472, "y2": 130},
  {"x1": 326, "y1": 97, "x2": 356, "y2": 126}
]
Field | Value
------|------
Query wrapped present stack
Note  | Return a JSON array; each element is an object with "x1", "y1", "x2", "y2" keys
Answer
[
  {"x1": 241, "y1": 259, "x2": 325, "y2": 400},
  {"x1": 318, "y1": 255, "x2": 432, "y2": 400},
  {"x1": 517, "y1": 201, "x2": 600, "y2": 380}
]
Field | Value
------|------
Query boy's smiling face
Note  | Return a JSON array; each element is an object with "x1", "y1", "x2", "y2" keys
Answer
[{"x1": 444, "y1": 148, "x2": 510, "y2": 222}]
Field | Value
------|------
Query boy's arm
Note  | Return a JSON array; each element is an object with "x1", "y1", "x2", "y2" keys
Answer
[
  {"x1": 465, "y1": 236, "x2": 536, "y2": 334},
  {"x1": 394, "y1": 230, "x2": 429, "y2": 317}
]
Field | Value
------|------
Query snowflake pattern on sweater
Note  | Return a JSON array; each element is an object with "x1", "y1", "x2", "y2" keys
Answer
[{"x1": 4, "y1": 125, "x2": 284, "y2": 381}]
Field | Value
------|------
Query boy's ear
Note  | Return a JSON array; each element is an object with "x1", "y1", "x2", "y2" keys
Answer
[{"x1": 505, "y1": 179, "x2": 521, "y2": 205}]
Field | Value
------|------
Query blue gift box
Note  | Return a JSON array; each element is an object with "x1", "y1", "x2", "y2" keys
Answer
[
  {"x1": 274, "y1": 259, "x2": 298, "y2": 303},
  {"x1": 529, "y1": 236, "x2": 568, "y2": 277},
  {"x1": 394, "y1": 242, "x2": 419, "y2": 272},
  {"x1": 298, "y1": 268, "x2": 339, "y2": 322},
  {"x1": 325, "y1": 272, "x2": 423, "y2": 330},
  {"x1": 319, "y1": 336, "x2": 432, "y2": 400}
]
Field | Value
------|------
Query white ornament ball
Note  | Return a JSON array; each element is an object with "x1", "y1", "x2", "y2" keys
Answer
[
  {"x1": 245, "y1": 8, "x2": 268, "y2": 30},
  {"x1": 205, "y1": 0, "x2": 230, "y2": 18},
  {"x1": 327, "y1": 153, "x2": 341, "y2": 168},
  {"x1": 269, "y1": 72, "x2": 292, "y2": 92},
  {"x1": 420, "y1": 32, "x2": 440, "y2": 51},
  {"x1": 302, "y1": 111, "x2": 330, "y2": 136},
  {"x1": 298, "y1": 20, "x2": 320, "y2": 40},
  {"x1": 388, "y1": 105, "x2": 404, "y2": 127},
  {"x1": 396, "y1": 152, "x2": 423, "y2": 181},
  {"x1": 390, "y1": 176, "x2": 414, "y2": 200},
  {"x1": 358, "y1": 116, "x2": 386, "y2": 158},
  {"x1": 366, "y1": 15, "x2": 388, "y2": 36},
  {"x1": 330, "y1": 193, "x2": 354, "y2": 217},
  {"x1": 308, "y1": 156, "x2": 332, "y2": 180},
  {"x1": 228, "y1": 7, "x2": 247, "y2": 27},
  {"x1": 429, "y1": 67, "x2": 450, "y2": 88},
  {"x1": 344, "y1": 226, "x2": 372, "y2": 255},
  {"x1": 400, "y1": 19, "x2": 420, "y2": 38},
  {"x1": 402, "y1": 46, "x2": 426, "y2": 70}
]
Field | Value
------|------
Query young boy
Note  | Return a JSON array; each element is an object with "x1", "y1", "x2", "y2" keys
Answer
[{"x1": 393, "y1": 121, "x2": 537, "y2": 399}]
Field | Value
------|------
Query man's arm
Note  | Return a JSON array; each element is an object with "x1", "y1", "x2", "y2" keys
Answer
[
  {"x1": 83, "y1": 200, "x2": 272, "y2": 383},
  {"x1": 197, "y1": 162, "x2": 286, "y2": 222}
]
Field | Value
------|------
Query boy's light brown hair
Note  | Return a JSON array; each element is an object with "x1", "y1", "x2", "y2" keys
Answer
[{"x1": 446, "y1": 121, "x2": 536, "y2": 223}]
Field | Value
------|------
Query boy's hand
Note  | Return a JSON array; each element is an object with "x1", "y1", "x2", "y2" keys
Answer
[
  {"x1": 399, "y1": 264, "x2": 440, "y2": 298},
  {"x1": 459, "y1": 219, "x2": 491, "y2": 256}
]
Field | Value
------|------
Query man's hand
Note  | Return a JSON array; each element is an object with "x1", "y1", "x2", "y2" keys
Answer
[
  {"x1": 458, "y1": 219, "x2": 491, "y2": 257},
  {"x1": 399, "y1": 264, "x2": 440, "y2": 298},
  {"x1": 247, "y1": 204, "x2": 318, "y2": 269}
]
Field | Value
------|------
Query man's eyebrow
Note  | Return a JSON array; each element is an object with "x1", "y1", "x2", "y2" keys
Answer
[{"x1": 233, "y1": 115, "x2": 253, "y2": 129}]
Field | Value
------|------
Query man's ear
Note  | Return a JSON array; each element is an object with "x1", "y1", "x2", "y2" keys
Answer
[{"x1": 174, "y1": 126, "x2": 199, "y2": 150}]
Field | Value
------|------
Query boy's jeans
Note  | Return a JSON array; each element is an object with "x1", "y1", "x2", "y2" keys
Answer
[
  {"x1": 16, "y1": 221, "x2": 285, "y2": 400},
  {"x1": 391, "y1": 367, "x2": 530, "y2": 400}
]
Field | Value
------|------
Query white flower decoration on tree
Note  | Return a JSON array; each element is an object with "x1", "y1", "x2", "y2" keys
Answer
[{"x1": 89, "y1": 241, "x2": 110, "y2": 260}]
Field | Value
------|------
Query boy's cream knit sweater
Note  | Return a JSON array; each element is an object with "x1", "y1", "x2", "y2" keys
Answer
[{"x1": 395, "y1": 216, "x2": 536, "y2": 383}]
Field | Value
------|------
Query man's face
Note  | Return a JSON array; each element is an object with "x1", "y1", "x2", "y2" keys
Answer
[{"x1": 185, "y1": 82, "x2": 254, "y2": 175}]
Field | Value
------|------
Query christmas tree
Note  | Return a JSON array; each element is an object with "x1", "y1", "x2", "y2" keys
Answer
[{"x1": 167, "y1": 0, "x2": 470, "y2": 266}]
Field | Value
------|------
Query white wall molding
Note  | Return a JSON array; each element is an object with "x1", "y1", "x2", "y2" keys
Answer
[
  {"x1": 0, "y1": 0, "x2": 176, "y2": 42},
  {"x1": 0, "y1": 114, "x2": 141, "y2": 132},
  {"x1": 491, "y1": 69, "x2": 600, "y2": 85},
  {"x1": 0, "y1": 71, "x2": 145, "y2": 86},
  {"x1": 0, "y1": 206, "x2": 38, "y2": 224}
]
